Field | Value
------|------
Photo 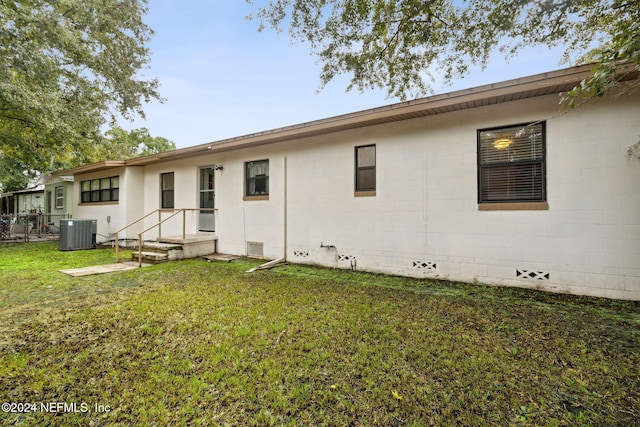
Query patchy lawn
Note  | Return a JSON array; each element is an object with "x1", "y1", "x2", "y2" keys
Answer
[{"x1": 0, "y1": 241, "x2": 639, "y2": 426}]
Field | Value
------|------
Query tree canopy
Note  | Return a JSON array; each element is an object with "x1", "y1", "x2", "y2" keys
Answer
[
  {"x1": 247, "y1": 0, "x2": 640, "y2": 101},
  {"x1": 0, "y1": 128, "x2": 175, "y2": 193},
  {"x1": 94, "y1": 127, "x2": 176, "y2": 162},
  {"x1": 0, "y1": 0, "x2": 163, "y2": 175}
]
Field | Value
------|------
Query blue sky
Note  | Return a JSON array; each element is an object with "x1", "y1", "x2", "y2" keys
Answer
[{"x1": 124, "y1": 0, "x2": 569, "y2": 148}]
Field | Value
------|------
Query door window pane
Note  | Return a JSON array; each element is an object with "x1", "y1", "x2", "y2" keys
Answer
[{"x1": 161, "y1": 172, "x2": 175, "y2": 208}]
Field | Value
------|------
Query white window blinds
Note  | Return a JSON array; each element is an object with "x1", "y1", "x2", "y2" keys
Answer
[{"x1": 478, "y1": 122, "x2": 545, "y2": 203}]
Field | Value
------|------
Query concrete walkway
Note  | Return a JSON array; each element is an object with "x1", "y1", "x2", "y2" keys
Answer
[{"x1": 60, "y1": 261, "x2": 152, "y2": 277}]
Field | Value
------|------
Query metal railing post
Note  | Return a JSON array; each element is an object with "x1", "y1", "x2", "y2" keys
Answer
[
  {"x1": 112, "y1": 207, "x2": 217, "y2": 264},
  {"x1": 115, "y1": 232, "x2": 120, "y2": 263}
]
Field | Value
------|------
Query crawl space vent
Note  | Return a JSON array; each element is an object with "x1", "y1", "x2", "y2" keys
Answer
[
  {"x1": 413, "y1": 261, "x2": 437, "y2": 271},
  {"x1": 516, "y1": 269, "x2": 550, "y2": 280},
  {"x1": 247, "y1": 241, "x2": 264, "y2": 258}
]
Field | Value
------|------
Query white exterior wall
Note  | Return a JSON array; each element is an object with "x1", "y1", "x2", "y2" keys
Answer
[
  {"x1": 211, "y1": 91, "x2": 640, "y2": 300},
  {"x1": 69, "y1": 89, "x2": 640, "y2": 300},
  {"x1": 213, "y1": 148, "x2": 286, "y2": 259},
  {"x1": 72, "y1": 166, "x2": 145, "y2": 242},
  {"x1": 141, "y1": 157, "x2": 216, "y2": 240},
  {"x1": 416, "y1": 93, "x2": 640, "y2": 300}
]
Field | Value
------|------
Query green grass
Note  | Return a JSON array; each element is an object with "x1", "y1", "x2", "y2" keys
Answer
[{"x1": 1, "y1": 241, "x2": 639, "y2": 426}]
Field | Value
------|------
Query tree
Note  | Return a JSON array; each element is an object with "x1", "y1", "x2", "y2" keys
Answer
[
  {"x1": 0, "y1": 127, "x2": 174, "y2": 193},
  {"x1": 247, "y1": 0, "x2": 640, "y2": 101},
  {"x1": 0, "y1": 0, "x2": 162, "y2": 174},
  {"x1": 0, "y1": 156, "x2": 36, "y2": 193},
  {"x1": 93, "y1": 127, "x2": 177, "y2": 161}
]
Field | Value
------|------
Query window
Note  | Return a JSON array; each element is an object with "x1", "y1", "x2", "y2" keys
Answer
[
  {"x1": 81, "y1": 176, "x2": 119, "y2": 203},
  {"x1": 478, "y1": 122, "x2": 546, "y2": 204},
  {"x1": 160, "y1": 172, "x2": 175, "y2": 209},
  {"x1": 245, "y1": 160, "x2": 269, "y2": 198},
  {"x1": 55, "y1": 186, "x2": 64, "y2": 209},
  {"x1": 355, "y1": 145, "x2": 376, "y2": 194}
]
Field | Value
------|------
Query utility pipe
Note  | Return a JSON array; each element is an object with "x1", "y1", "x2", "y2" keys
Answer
[{"x1": 283, "y1": 156, "x2": 288, "y2": 261}]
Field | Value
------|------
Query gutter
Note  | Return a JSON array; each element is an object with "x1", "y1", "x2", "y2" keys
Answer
[{"x1": 52, "y1": 63, "x2": 636, "y2": 177}]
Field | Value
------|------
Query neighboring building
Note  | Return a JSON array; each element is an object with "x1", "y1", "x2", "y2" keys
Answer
[
  {"x1": 43, "y1": 174, "x2": 74, "y2": 222},
  {"x1": 53, "y1": 64, "x2": 640, "y2": 300},
  {"x1": 0, "y1": 191, "x2": 14, "y2": 216},
  {"x1": 0, "y1": 174, "x2": 73, "y2": 235},
  {"x1": 0, "y1": 182, "x2": 45, "y2": 236},
  {"x1": 2, "y1": 185, "x2": 45, "y2": 216}
]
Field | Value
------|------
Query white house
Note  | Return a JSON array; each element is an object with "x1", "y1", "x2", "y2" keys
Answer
[{"x1": 53, "y1": 64, "x2": 640, "y2": 300}]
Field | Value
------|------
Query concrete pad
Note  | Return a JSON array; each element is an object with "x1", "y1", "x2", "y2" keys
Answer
[
  {"x1": 60, "y1": 261, "x2": 151, "y2": 277},
  {"x1": 202, "y1": 254, "x2": 241, "y2": 262}
]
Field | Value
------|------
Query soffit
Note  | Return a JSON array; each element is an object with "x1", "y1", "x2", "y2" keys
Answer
[{"x1": 58, "y1": 63, "x2": 637, "y2": 173}]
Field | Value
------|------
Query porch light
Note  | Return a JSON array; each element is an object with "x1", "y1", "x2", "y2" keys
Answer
[{"x1": 493, "y1": 138, "x2": 512, "y2": 149}]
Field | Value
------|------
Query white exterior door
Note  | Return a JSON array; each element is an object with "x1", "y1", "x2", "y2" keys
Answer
[{"x1": 198, "y1": 166, "x2": 215, "y2": 232}]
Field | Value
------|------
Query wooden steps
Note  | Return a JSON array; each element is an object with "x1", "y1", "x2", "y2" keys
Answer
[
  {"x1": 132, "y1": 242, "x2": 183, "y2": 264},
  {"x1": 131, "y1": 235, "x2": 217, "y2": 264}
]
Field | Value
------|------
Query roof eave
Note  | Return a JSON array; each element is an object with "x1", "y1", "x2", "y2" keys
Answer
[
  {"x1": 198, "y1": 63, "x2": 604, "y2": 154},
  {"x1": 54, "y1": 62, "x2": 637, "y2": 173},
  {"x1": 52, "y1": 161, "x2": 127, "y2": 177}
]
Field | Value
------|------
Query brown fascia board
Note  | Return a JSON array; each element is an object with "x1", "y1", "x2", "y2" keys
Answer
[
  {"x1": 52, "y1": 161, "x2": 126, "y2": 177},
  {"x1": 175, "y1": 63, "x2": 603, "y2": 155},
  {"x1": 55, "y1": 63, "x2": 635, "y2": 172}
]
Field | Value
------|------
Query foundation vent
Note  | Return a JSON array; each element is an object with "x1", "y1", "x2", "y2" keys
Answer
[
  {"x1": 293, "y1": 250, "x2": 309, "y2": 258},
  {"x1": 413, "y1": 261, "x2": 437, "y2": 271},
  {"x1": 338, "y1": 254, "x2": 357, "y2": 271},
  {"x1": 246, "y1": 241, "x2": 264, "y2": 258},
  {"x1": 516, "y1": 269, "x2": 550, "y2": 280}
]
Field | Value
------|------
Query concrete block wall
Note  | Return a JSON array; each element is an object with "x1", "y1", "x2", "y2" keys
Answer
[
  {"x1": 70, "y1": 166, "x2": 145, "y2": 242},
  {"x1": 69, "y1": 88, "x2": 640, "y2": 299},
  {"x1": 213, "y1": 90, "x2": 637, "y2": 300}
]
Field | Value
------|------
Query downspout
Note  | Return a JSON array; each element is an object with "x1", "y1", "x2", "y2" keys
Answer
[{"x1": 283, "y1": 156, "x2": 288, "y2": 261}]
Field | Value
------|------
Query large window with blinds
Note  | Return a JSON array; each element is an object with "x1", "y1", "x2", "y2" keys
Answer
[{"x1": 478, "y1": 122, "x2": 545, "y2": 204}]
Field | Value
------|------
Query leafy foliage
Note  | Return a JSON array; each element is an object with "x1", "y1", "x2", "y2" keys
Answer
[
  {"x1": 248, "y1": 0, "x2": 640, "y2": 100},
  {"x1": 88, "y1": 127, "x2": 176, "y2": 162},
  {"x1": 0, "y1": 127, "x2": 174, "y2": 193},
  {"x1": 0, "y1": 0, "x2": 162, "y2": 173},
  {"x1": 0, "y1": 156, "x2": 37, "y2": 193}
]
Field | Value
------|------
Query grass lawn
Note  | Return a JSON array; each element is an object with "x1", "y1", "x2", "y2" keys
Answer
[{"x1": 0, "y1": 242, "x2": 639, "y2": 426}]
